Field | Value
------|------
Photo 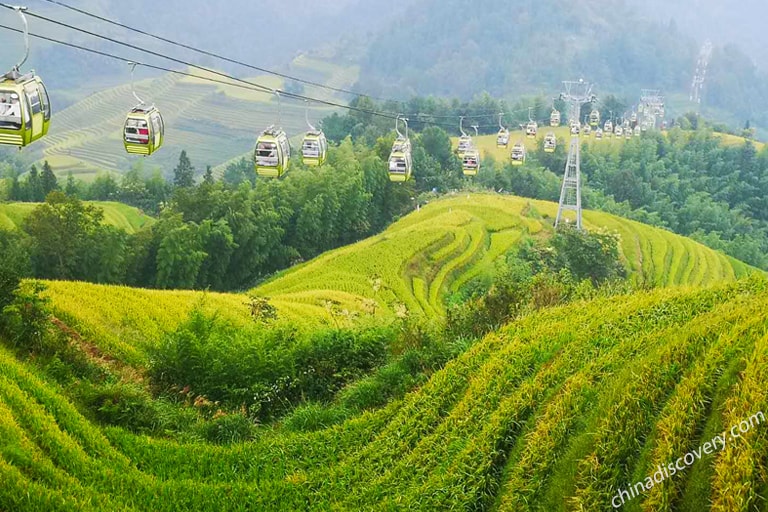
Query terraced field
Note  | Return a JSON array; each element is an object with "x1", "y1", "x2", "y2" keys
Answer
[
  {"x1": 36, "y1": 56, "x2": 354, "y2": 180},
  {"x1": 254, "y1": 194, "x2": 754, "y2": 320},
  {"x1": 0, "y1": 201, "x2": 153, "y2": 233},
  {"x1": 38, "y1": 193, "x2": 755, "y2": 369},
  {"x1": 3, "y1": 278, "x2": 768, "y2": 510}
]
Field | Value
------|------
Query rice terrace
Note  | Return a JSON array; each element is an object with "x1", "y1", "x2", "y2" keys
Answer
[{"x1": 2, "y1": 0, "x2": 768, "y2": 510}]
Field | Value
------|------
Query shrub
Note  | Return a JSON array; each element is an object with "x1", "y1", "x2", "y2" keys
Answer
[{"x1": 199, "y1": 412, "x2": 256, "y2": 444}]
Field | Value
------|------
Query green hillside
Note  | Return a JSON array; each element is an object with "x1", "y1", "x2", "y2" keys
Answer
[
  {"x1": 453, "y1": 128, "x2": 765, "y2": 163},
  {"x1": 38, "y1": 193, "x2": 755, "y2": 369},
  {"x1": 0, "y1": 201, "x2": 153, "y2": 233},
  {"x1": 2, "y1": 277, "x2": 767, "y2": 510},
  {"x1": 254, "y1": 194, "x2": 753, "y2": 320}
]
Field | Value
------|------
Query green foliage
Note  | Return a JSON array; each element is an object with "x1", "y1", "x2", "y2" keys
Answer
[
  {"x1": 199, "y1": 412, "x2": 257, "y2": 444},
  {"x1": 447, "y1": 229, "x2": 624, "y2": 339},
  {"x1": 173, "y1": 150, "x2": 195, "y2": 189},
  {"x1": 550, "y1": 226, "x2": 626, "y2": 285},
  {"x1": 0, "y1": 229, "x2": 30, "y2": 312},
  {"x1": 1, "y1": 281, "x2": 55, "y2": 354},
  {"x1": 23, "y1": 192, "x2": 128, "y2": 283},
  {"x1": 148, "y1": 310, "x2": 391, "y2": 421},
  {"x1": 78, "y1": 382, "x2": 159, "y2": 432}
]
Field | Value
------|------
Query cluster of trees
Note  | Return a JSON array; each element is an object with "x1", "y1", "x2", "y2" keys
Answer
[
  {"x1": 0, "y1": 133, "x2": 463, "y2": 290},
  {"x1": 579, "y1": 129, "x2": 768, "y2": 269},
  {"x1": 447, "y1": 227, "x2": 627, "y2": 339}
]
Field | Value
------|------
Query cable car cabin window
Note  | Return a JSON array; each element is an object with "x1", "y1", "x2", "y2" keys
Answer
[
  {"x1": 303, "y1": 139, "x2": 319, "y2": 157},
  {"x1": 38, "y1": 81, "x2": 51, "y2": 121},
  {"x1": 156, "y1": 113, "x2": 165, "y2": 137},
  {"x1": 280, "y1": 137, "x2": 290, "y2": 159},
  {"x1": 150, "y1": 114, "x2": 162, "y2": 139},
  {"x1": 0, "y1": 91, "x2": 23, "y2": 129},
  {"x1": 125, "y1": 118, "x2": 150, "y2": 144},
  {"x1": 256, "y1": 142, "x2": 279, "y2": 166},
  {"x1": 389, "y1": 157, "x2": 406, "y2": 173},
  {"x1": 25, "y1": 85, "x2": 42, "y2": 115}
]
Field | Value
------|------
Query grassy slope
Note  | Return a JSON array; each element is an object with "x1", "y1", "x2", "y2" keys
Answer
[
  {"x1": 2, "y1": 278, "x2": 767, "y2": 510},
  {"x1": 0, "y1": 201, "x2": 154, "y2": 233},
  {"x1": 39, "y1": 193, "x2": 755, "y2": 370},
  {"x1": 455, "y1": 129, "x2": 764, "y2": 163},
  {"x1": 254, "y1": 193, "x2": 754, "y2": 319}
]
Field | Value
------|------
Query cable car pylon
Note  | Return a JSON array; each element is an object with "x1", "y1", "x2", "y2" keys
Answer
[{"x1": 555, "y1": 79, "x2": 596, "y2": 231}]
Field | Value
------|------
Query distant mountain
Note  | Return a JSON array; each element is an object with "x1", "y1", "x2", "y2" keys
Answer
[
  {"x1": 634, "y1": 0, "x2": 768, "y2": 70},
  {"x1": 352, "y1": 0, "x2": 768, "y2": 130}
]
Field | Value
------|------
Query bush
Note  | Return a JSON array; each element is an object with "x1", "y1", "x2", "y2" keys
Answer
[
  {"x1": 149, "y1": 310, "x2": 392, "y2": 421},
  {"x1": 1, "y1": 281, "x2": 59, "y2": 354},
  {"x1": 199, "y1": 412, "x2": 256, "y2": 444},
  {"x1": 78, "y1": 382, "x2": 159, "y2": 432},
  {"x1": 282, "y1": 404, "x2": 351, "y2": 432}
]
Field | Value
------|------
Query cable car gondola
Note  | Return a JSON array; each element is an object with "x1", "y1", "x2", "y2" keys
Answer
[
  {"x1": 255, "y1": 92, "x2": 291, "y2": 178},
  {"x1": 496, "y1": 113, "x2": 509, "y2": 148},
  {"x1": 614, "y1": 125, "x2": 623, "y2": 138},
  {"x1": 123, "y1": 63, "x2": 164, "y2": 156},
  {"x1": 525, "y1": 108, "x2": 537, "y2": 138},
  {"x1": 0, "y1": 7, "x2": 51, "y2": 148},
  {"x1": 462, "y1": 148, "x2": 480, "y2": 176},
  {"x1": 544, "y1": 132, "x2": 556, "y2": 153},
  {"x1": 550, "y1": 108, "x2": 561, "y2": 127},
  {"x1": 389, "y1": 116, "x2": 413, "y2": 182},
  {"x1": 570, "y1": 121, "x2": 580, "y2": 136},
  {"x1": 633, "y1": 125, "x2": 641, "y2": 137},
  {"x1": 511, "y1": 141, "x2": 525, "y2": 165},
  {"x1": 525, "y1": 121, "x2": 538, "y2": 138},
  {"x1": 589, "y1": 109, "x2": 600, "y2": 128},
  {"x1": 124, "y1": 105, "x2": 164, "y2": 156},
  {"x1": 301, "y1": 102, "x2": 327, "y2": 166},
  {"x1": 595, "y1": 127, "x2": 604, "y2": 140},
  {"x1": 255, "y1": 126, "x2": 291, "y2": 178},
  {"x1": 582, "y1": 121, "x2": 592, "y2": 136},
  {"x1": 604, "y1": 120, "x2": 613, "y2": 136}
]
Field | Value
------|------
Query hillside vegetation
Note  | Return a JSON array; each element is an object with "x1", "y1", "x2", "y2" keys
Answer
[
  {"x1": 2, "y1": 277, "x2": 767, "y2": 510},
  {"x1": 0, "y1": 201, "x2": 153, "y2": 233},
  {"x1": 454, "y1": 128, "x2": 765, "y2": 163},
  {"x1": 39, "y1": 193, "x2": 754, "y2": 365}
]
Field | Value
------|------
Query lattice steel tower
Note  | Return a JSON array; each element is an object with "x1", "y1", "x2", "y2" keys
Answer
[
  {"x1": 555, "y1": 79, "x2": 596, "y2": 231},
  {"x1": 690, "y1": 40, "x2": 713, "y2": 105}
]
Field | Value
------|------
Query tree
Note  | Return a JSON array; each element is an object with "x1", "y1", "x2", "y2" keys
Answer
[
  {"x1": 203, "y1": 165, "x2": 215, "y2": 185},
  {"x1": 89, "y1": 173, "x2": 119, "y2": 201},
  {"x1": 0, "y1": 229, "x2": 31, "y2": 311},
  {"x1": 173, "y1": 150, "x2": 195, "y2": 188},
  {"x1": 23, "y1": 192, "x2": 107, "y2": 280},
  {"x1": 27, "y1": 165, "x2": 44, "y2": 202},
  {"x1": 40, "y1": 161, "x2": 59, "y2": 196},
  {"x1": 155, "y1": 214, "x2": 206, "y2": 289},
  {"x1": 65, "y1": 172, "x2": 80, "y2": 198}
]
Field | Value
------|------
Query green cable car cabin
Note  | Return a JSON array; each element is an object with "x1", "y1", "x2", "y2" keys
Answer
[
  {"x1": 461, "y1": 148, "x2": 480, "y2": 176},
  {"x1": 544, "y1": 132, "x2": 557, "y2": 153},
  {"x1": 255, "y1": 126, "x2": 291, "y2": 178},
  {"x1": 388, "y1": 137, "x2": 412, "y2": 182},
  {"x1": 0, "y1": 72, "x2": 51, "y2": 148},
  {"x1": 301, "y1": 130, "x2": 328, "y2": 166},
  {"x1": 511, "y1": 142, "x2": 525, "y2": 166},
  {"x1": 124, "y1": 105, "x2": 165, "y2": 156}
]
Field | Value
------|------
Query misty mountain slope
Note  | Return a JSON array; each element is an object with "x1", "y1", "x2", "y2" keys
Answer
[{"x1": 355, "y1": 0, "x2": 696, "y2": 99}]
